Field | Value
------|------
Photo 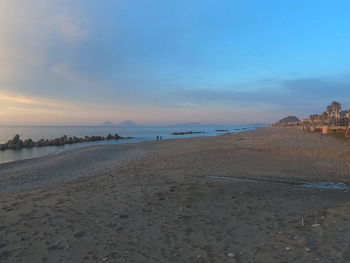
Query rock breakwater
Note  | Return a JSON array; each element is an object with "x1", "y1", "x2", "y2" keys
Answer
[
  {"x1": 172, "y1": 131, "x2": 205, "y2": 136},
  {"x1": 0, "y1": 134, "x2": 131, "y2": 151}
]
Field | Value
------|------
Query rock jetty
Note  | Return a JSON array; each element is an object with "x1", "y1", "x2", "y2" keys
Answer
[
  {"x1": 0, "y1": 134, "x2": 131, "y2": 151},
  {"x1": 172, "y1": 131, "x2": 205, "y2": 136}
]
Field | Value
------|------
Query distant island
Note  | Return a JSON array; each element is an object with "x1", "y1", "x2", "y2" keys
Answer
[
  {"x1": 101, "y1": 121, "x2": 115, "y2": 126},
  {"x1": 276, "y1": 116, "x2": 300, "y2": 124},
  {"x1": 119, "y1": 120, "x2": 138, "y2": 126},
  {"x1": 101, "y1": 120, "x2": 138, "y2": 126}
]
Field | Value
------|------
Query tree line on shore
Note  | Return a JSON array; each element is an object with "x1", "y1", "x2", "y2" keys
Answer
[
  {"x1": 275, "y1": 101, "x2": 350, "y2": 127},
  {"x1": 0, "y1": 134, "x2": 131, "y2": 151}
]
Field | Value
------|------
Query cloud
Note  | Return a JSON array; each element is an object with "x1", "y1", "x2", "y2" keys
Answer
[
  {"x1": 163, "y1": 73, "x2": 350, "y2": 120},
  {"x1": 51, "y1": 12, "x2": 89, "y2": 43},
  {"x1": 51, "y1": 63, "x2": 94, "y2": 87},
  {"x1": 0, "y1": 46, "x2": 45, "y2": 79},
  {"x1": 283, "y1": 77, "x2": 350, "y2": 101},
  {"x1": 0, "y1": 90, "x2": 73, "y2": 109},
  {"x1": 0, "y1": 0, "x2": 90, "y2": 80}
]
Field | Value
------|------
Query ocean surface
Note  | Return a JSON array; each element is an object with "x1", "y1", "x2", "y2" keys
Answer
[{"x1": 0, "y1": 124, "x2": 265, "y2": 164}]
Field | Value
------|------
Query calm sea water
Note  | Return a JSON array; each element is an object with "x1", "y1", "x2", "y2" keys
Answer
[{"x1": 0, "y1": 124, "x2": 265, "y2": 164}]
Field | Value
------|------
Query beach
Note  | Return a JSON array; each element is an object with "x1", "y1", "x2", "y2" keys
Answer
[{"x1": 1, "y1": 127, "x2": 350, "y2": 262}]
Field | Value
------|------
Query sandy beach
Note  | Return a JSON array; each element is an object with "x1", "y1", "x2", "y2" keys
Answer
[{"x1": 1, "y1": 127, "x2": 350, "y2": 262}]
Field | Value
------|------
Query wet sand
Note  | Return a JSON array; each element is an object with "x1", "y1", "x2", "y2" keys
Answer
[{"x1": 1, "y1": 127, "x2": 350, "y2": 262}]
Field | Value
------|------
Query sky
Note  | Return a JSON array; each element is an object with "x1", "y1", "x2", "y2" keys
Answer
[{"x1": 1, "y1": 0, "x2": 350, "y2": 125}]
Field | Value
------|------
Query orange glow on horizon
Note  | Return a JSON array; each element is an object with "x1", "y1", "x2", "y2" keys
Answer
[{"x1": 0, "y1": 91, "x2": 59, "y2": 107}]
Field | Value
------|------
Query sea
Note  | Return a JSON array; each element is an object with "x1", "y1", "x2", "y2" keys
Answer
[{"x1": 0, "y1": 124, "x2": 265, "y2": 164}]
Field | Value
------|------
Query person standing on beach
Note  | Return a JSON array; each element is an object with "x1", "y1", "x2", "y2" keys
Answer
[{"x1": 157, "y1": 136, "x2": 159, "y2": 140}]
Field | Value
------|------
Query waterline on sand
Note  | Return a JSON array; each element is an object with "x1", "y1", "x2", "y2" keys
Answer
[{"x1": 207, "y1": 176, "x2": 350, "y2": 190}]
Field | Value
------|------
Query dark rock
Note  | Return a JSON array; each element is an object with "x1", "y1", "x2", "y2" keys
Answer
[
  {"x1": 35, "y1": 140, "x2": 45, "y2": 147},
  {"x1": 12, "y1": 135, "x2": 20, "y2": 144},
  {"x1": 0, "y1": 132, "x2": 131, "y2": 151},
  {"x1": 2, "y1": 135, "x2": 21, "y2": 150},
  {"x1": 23, "y1": 139, "x2": 34, "y2": 148},
  {"x1": 6, "y1": 140, "x2": 15, "y2": 150},
  {"x1": 6, "y1": 138, "x2": 23, "y2": 150},
  {"x1": 53, "y1": 138, "x2": 60, "y2": 146},
  {"x1": 16, "y1": 140, "x2": 23, "y2": 149},
  {"x1": 115, "y1": 134, "x2": 123, "y2": 139},
  {"x1": 172, "y1": 131, "x2": 205, "y2": 135}
]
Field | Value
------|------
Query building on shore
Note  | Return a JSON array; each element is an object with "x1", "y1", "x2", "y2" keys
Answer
[
  {"x1": 274, "y1": 101, "x2": 350, "y2": 136},
  {"x1": 308, "y1": 101, "x2": 347, "y2": 126}
]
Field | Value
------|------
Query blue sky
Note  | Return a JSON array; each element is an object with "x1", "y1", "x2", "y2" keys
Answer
[{"x1": 1, "y1": 0, "x2": 350, "y2": 125}]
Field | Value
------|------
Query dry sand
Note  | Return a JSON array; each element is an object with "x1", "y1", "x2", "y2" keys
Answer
[{"x1": 1, "y1": 127, "x2": 350, "y2": 262}]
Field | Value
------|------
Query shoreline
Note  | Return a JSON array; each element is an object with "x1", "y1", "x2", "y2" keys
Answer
[
  {"x1": 1, "y1": 127, "x2": 350, "y2": 262},
  {"x1": 2, "y1": 126, "x2": 350, "y2": 193},
  {"x1": 0, "y1": 127, "x2": 251, "y2": 165},
  {"x1": 0, "y1": 131, "x2": 229, "y2": 166},
  {"x1": 0, "y1": 132, "x2": 237, "y2": 193}
]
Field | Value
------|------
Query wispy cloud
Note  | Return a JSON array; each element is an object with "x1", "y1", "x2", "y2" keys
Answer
[
  {"x1": 0, "y1": 90, "x2": 72, "y2": 109},
  {"x1": 164, "y1": 74, "x2": 350, "y2": 119},
  {"x1": 51, "y1": 63, "x2": 94, "y2": 87},
  {"x1": 0, "y1": 1, "x2": 90, "y2": 79},
  {"x1": 50, "y1": 12, "x2": 89, "y2": 44}
]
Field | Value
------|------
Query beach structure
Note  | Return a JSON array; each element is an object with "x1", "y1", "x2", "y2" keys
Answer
[
  {"x1": 304, "y1": 101, "x2": 350, "y2": 136},
  {"x1": 310, "y1": 114, "x2": 323, "y2": 124},
  {"x1": 275, "y1": 101, "x2": 350, "y2": 137},
  {"x1": 346, "y1": 110, "x2": 350, "y2": 118},
  {"x1": 330, "y1": 101, "x2": 341, "y2": 119}
]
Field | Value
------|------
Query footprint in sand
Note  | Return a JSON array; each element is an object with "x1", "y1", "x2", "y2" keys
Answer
[{"x1": 74, "y1": 231, "x2": 86, "y2": 238}]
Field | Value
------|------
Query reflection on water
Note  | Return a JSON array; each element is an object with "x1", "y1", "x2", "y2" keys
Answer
[{"x1": 0, "y1": 125, "x2": 263, "y2": 164}]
